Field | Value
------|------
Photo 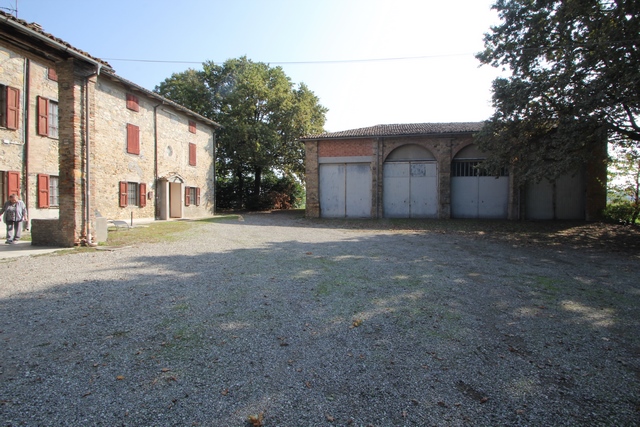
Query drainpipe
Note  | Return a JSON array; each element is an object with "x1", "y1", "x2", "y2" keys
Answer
[
  {"x1": 153, "y1": 103, "x2": 162, "y2": 220},
  {"x1": 22, "y1": 58, "x2": 30, "y2": 212},
  {"x1": 84, "y1": 65, "x2": 102, "y2": 246}
]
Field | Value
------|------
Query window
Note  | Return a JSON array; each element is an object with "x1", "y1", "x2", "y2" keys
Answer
[
  {"x1": 126, "y1": 123, "x2": 140, "y2": 154},
  {"x1": 0, "y1": 85, "x2": 20, "y2": 130},
  {"x1": 37, "y1": 174, "x2": 59, "y2": 208},
  {"x1": 185, "y1": 186, "x2": 201, "y2": 206},
  {"x1": 451, "y1": 160, "x2": 508, "y2": 177},
  {"x1": 189, "y1": 120, "x2": 196, "y2": 134},
  {"x1": 127, "y1": 182, "x2": 138, "y2": 206},
  {"x1": 119, "y1": 181, "x2": 147, "y2": 207},
  {"x1": 37, "y1": 97, "x2": 58, "y2": 138},
  {"x1": 189, "y1": 143, "x2": 197, "y2": 166},
  {"x1": 47, "y1": 68, "x2": 58, "y2": 81},
  {"x1": 126, "y1": 93, "x2": 139, "y2": 112},
  {"x1": 49, "y1": 176, "x2": 59, "y2": 207}
]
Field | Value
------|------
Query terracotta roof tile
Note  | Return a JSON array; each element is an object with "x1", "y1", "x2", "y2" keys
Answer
[{"x1": 303, "y1": 122, "x2": 484, "y2": 140}]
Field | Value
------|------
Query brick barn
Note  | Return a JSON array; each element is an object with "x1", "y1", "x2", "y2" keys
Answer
[
  {"x1": 302, "y1": 123, "x2": 606, "y2": 220},
  {"x1": 0, "y1": 12, "x2": 220, "y2": 246}
]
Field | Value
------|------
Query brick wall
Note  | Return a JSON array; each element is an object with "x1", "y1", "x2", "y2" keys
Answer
[{"x1": 317, "y1": 139, "x2": 372, "y2": 157}]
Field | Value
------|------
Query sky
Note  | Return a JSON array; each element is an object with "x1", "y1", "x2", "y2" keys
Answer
[{"x1": 5, "y1": 0, "x2": 505, "y2": 132}]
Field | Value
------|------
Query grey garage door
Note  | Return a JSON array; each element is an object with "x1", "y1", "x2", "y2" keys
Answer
[
  {"x1": 451, "y1": 160, "x2": 509, "y2": 219},
  {"x1": 319, "y1": 163, "x2": 372, "y2": 218},
  {"x1": 383, "y1": 161, "x2": 438, "y2": 218},
  {"x1": 526, "y1": 171, "x2": 585, "y2": 219}
]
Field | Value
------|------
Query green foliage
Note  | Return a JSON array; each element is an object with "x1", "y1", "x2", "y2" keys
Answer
[
  {"x1": 216, "y1": 171, "x2": 305, "y2": 211},
  {"x1": 606, "y1": 145, "x2": 640, "y2": 223},
  {"x1": 155, "y1": 57, "x2": 327, "y2": 209},
  {"x1": 476, "y1": 0, "x2": 640, "y2": 180}
]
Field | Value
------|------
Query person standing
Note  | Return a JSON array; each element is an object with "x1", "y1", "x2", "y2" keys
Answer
[{"x1": 1, "y1": 194, "x2": 28, "y2": 244}]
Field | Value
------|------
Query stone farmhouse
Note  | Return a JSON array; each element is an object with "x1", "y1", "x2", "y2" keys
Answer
[
  {"x1": 302, "y1": 123, "x2": 606, "y2": 220},
  {"x1": 0, "y1": 12, "x2": 220, "y2": 246}
]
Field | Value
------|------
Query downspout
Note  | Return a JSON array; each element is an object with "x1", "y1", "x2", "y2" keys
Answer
[
  {"x1": 23, "y1": 58, "x2": 30, "y2": 213},
  {"x1": 212, "y1": 127, "x2": 216, "y2": 215},
  {"x1": 153, "y1": 103, "x2": 161, "y2": 219},
  {"x1": 84, "y1": 65, "x2": 102, "y2": 246}
]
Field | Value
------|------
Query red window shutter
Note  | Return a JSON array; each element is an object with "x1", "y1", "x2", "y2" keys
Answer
[
  {"x1": 126, "y1": 93, "x2": 139, "y2": 112},
  {"x1": 37, "y1": 97, "x2": 49, "y2": 136},
  {"x1": 48, "y1": 68, "x2": 58, "y2": 81},
  {"x1": 139, "y1": 183, "x2": 147, "y2": 207},
  {"x1": 37, "y1": 174, "x2": 50, "y2": 208},
  {"x1": 7, "y1": 171, "x2": 20, "y2": 197},
  {"x1": 119, "y1": 181, "x2": 128, "y2": 207},
  {"x1": 126, "y1": 124, "x2": 140, "y2": 154},
  {"x1": 185, "y1": 186, "x2": 191, "y2": 206},
  {"x1": 189, "y1": 120, "x2": 196, "y2": 134},
  {"x1": 195, "y1": 187, "x2": 201, "y2": 206},
  {"x1": 189, "y1": 143, "x2": 197, "y2": 166},
  {"x1": 6, "y1": 86, "x2": 20, "y2": 130}
]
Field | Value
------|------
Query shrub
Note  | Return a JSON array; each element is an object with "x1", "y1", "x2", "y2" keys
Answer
[{"x1": 602, "y1": 201, "x2": 639, "y2": 225}]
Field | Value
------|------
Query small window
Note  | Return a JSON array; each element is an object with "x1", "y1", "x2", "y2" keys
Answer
[
  {"x1": 126, "y1": 93, "x2": 139, "y2": 112},
  {"x1": 189, "y1": 143, "x2": 197, "y2": 166},
  {"x1": 185, "y1": 186, "x2": 201, "y2": 206},
  {"x1": 49, "y1": 176, "x2": 59, "y2": 207},
  {"x1": 48, "y1": 101, "x2": 59, "y2": 138},
  {"x1": 127, "y1": 182, "x2": 139, "y2": 206},
  {"x1": 119, "y1": 181, "x2": 146, "y2": 207},
  {"x1": 126, "y1": 123, "x2": 140, "y2": 154},
  {"x1": 189, "y1": 120, "x2": 196, "y2": 134},
  {"x1": 47, "y1": 68, "x2": 58, "y2": 81}
]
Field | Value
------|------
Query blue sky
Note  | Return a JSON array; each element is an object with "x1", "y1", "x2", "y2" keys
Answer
[{"x1": 7, "y1": 0, "x2": 504, "y2": 132}]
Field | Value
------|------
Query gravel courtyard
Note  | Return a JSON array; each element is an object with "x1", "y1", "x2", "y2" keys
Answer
[{"x1": 1, "y1": 212, "x2": 639, "y2": 426}]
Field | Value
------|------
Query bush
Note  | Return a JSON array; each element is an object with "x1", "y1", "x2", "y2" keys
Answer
[
  {"x1": 602, "y1": 201, "x2": 639, "y2": 225},
  {"x1": 216, "y1": 173, "x2": 305, "y2": 211}
]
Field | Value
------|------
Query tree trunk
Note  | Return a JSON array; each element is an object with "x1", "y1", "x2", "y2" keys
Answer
[
  {"x1": 254, "y1": 167, "x2": 262, "y2": 197},
  {"x1": 236, "y1": 168, "x2": 244, "y2": 209}
]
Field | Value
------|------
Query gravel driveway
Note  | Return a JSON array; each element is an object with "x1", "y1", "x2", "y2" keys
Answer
[{"x1": 1, "y1": 212, "x2": 639, "y2": 426}]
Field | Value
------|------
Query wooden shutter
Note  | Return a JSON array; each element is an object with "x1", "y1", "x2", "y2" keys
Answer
[
  {"x1": 7, "y1": 171, "x2": 20, "y2": 197},
  {"x1": 47, "y1": 68, "x2": 58, "y2": 81},
  {"x1": 189, "y1": 120, "x2": 196, "y2": 134},
  {"x1": 119, "y1": 181, "x2": 128, "y2": 207},
  {"x1": 37, "y1": 97, "x2": 49, "y2": 136},
  {"x1": 139, "y1": 183, "x2": 147, "y2": 207},
  {"x1": 195, "y1": 187, "x2": 201, "y2": 206},
  {"x1": 6, "y1": 86, "x2": 19, "y2": 130},
  {"x1": 189, "y1": 143, "x2": 197, "y2": 166},
  {"x1": 185, "y1": 186, "x2": 191, "y2": 206},
  {"x1": 37, "y1": 174, "x2": 50, "y2": 208},
  {"x1": 126, "y1": 124, "x2": 140, "y2": 154},
  {"x1": 126, "y1": 93, "x2": 139, "y2": 112}
]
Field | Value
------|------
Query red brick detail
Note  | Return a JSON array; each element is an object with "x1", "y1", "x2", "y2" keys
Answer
[{"x1": 317, "y1": 139, "x2": 373, "y2": 158}]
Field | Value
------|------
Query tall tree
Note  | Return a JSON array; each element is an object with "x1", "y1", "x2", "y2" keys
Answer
[
  {"x1": 476, "y1": 0, "x2": 640, "y2": 181},
  {"x1": 155, "y1": 57, "x2": 327, "y2": 206}
]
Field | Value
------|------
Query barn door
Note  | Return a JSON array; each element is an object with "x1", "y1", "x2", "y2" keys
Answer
[
  {"x1": 383, "y1": 161, "x2": 438, "y2": 218},
  {"x1": 319, "y1": 163, "x2": 371, "y2": 218}
]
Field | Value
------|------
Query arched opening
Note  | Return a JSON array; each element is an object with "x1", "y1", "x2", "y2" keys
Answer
[
  {"x1": 450, "y1": 144, "x2": 509, "y2": 218},
  {"x1": 383, "y1": 144, "x2": 438, "y2": 218}
]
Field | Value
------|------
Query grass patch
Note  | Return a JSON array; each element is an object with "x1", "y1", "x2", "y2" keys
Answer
[{"x1": 105, "y1": 221, "x2": 193, "y2": 246}]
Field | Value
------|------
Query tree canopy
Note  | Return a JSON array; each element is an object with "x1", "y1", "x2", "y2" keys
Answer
[
  {"x1": 155, "y1": 57, "x2": 327, "y2": 207},
  {"x1": 476, "y1": 0, "x2": 640, "y2": 180}
]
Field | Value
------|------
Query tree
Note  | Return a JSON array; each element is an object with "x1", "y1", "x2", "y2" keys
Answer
[
  {"x1": 607, "y1": 144, "x2": 640, "y2": 223},
  {"x1": 155, "y1": 57, "x2": 327, "y2": 207},
  {"x1": 476, "y1": 0, "x2": 640, "y2": 181}
]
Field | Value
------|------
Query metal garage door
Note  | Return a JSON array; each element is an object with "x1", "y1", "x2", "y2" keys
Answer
[
  {"x1": 451, "y1": 160, "x2": 509, "y2": 219},
  {"x1": 526, "y1": 171, "x2": 585, "y2": 219},
  {"x1": 319, "y1": 163, "x2": 372, "y2": 218},
  {"x1": 383, "y1": 161, "x2": 438, "y2": 218}
]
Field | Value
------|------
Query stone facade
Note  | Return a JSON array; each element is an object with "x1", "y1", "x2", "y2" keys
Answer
[{"x1": 0, "y1": 13, "x2": 219, "y2": 245}]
